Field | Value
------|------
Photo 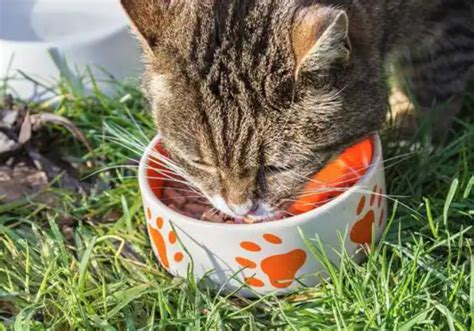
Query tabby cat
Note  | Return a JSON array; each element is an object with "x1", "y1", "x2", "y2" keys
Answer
[{"x1": 121, "y1": 0, "x2": 473, "y2": 220}]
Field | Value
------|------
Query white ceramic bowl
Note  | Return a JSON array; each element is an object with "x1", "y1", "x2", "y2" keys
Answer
[
  {"x1": 139, "y1": 134, "x2": 387, "y2": 297},
  {"x1": 0, "y1": 0, "x2": 141, "y2": 100}
]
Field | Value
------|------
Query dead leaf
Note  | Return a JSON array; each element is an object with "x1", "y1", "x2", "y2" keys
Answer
[
  {"x1": 0, "y1": 109, "x2": 19, "y2": 128},
  {"x1": 14, "y1": 104, "x2": 28, "y2": 133},
  {"x1": 18, "y1": 111, "x2": 32, "y2": 144}
]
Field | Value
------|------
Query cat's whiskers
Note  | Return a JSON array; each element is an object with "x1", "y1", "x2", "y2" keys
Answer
[
  {"x1": 284, "y1": 185, "x2": 419, "y2": 216},
  {"x1": 105, "y1": 121, "x2": 150, "y2": 147},
  {"x1": 145, "y1": 163, "x2": 188, "y2": 178},
  {"x1": 207, "y1": 208, "x2": 220, "y2": 218},
  {"x1": 147, "y1": 169, "x2": 206, "y2": 198},
  {"x1": 102, "y1": 135, "x2": 146, "y2": 155},
  {"x1": 146, "y1": 185, "x2": 206, "y2": 197},
  {"x1": 294, "y1": 186, "x2": 404, "y2": 198},
  {"x1": 145, "y1": 172, "x2": 202, "y2": 192},
  {"x1": 81, "y1": 164, "x2": 140, "y2": 180},
  {"x1": 283, "y1": 148, "x2": 420, "y2": 188},
  {"x1": 284, "y1": 168, "x2": 401, "y2": 200},
  {"x1": 104, "y1": 120, "x2": 191, "y2": 181},
  {"x1": 281, "y1": 164, "x2": 421, "y2": 216},
  {"x1": 102, "y1": 133, "x2": 148, "y2": 153},
  {"x1": 103, "y1": 123, "x2": 149, "y2": 153},
  {"x1": 148, "y1": 150, "x2": 186, "y2": 173},
  {"x1": 159, "y1": 195, "x2": 207, "y2": 202},
  {"x1": 101, "y1": 135, "x2": 191, "y2": 178}
]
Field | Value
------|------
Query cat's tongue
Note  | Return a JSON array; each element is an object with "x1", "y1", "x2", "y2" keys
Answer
[{"x1": 234, "y1": 211, "x2": 287, "y2": 224}]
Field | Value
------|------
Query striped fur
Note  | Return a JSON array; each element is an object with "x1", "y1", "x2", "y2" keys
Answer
[
  {"x1": 390, "y1": 0, "x2": 474, "y2": 139},
  {"x1": 122, "y1": 0, "x2": 474, "y2": 217}
]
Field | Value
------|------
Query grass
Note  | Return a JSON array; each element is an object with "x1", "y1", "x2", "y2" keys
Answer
[{"x1": 0, "y1": 74, "x2": 473, "y2": 330}]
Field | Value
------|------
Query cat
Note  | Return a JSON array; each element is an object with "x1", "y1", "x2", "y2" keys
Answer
[{"x1": 121, "y1": 0, "x2": 473, "y2": 220}]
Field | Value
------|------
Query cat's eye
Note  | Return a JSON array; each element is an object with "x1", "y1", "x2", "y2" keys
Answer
[
  {"x1": 191, "y1": 159, "x2": 207, "y2": 166},
  {"x1": 263, "y1": 165, "x2": 292, "y2": 174},
  {"x1": 190, "y1": 159, "x2": 215, "y2": 171}
]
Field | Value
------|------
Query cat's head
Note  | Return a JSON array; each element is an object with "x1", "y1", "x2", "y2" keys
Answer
[{"x1": 122, "y1": 0, "x2": 386, "y2": 220}]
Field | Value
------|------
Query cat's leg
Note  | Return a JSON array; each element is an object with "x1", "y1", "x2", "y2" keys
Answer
[{"x1": 387, "y1": 82, "x2": 417, "y2": 137}]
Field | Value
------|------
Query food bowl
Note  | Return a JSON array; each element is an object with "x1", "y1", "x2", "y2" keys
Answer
[
  {"x1": 138, "y1": 134, "x2": 387, "y2": 297},
  {"x1": 0, "y1": 0, "x2": 141, "y2": 100}
]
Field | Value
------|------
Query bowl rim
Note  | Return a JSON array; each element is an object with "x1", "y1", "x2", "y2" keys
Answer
[
  {"x1": 0, "y1": 1, "x2": 129, "y2": 46},
  {"x1": 139, "y1": 133, "x2": 383, "y2": 231}
]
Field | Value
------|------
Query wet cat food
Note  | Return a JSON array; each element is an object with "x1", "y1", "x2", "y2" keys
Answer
[{"x1": 159, "y1": 181, "x2": 253, "y2": 224}]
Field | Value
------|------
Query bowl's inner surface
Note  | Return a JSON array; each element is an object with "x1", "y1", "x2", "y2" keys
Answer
[
  {"x1": 288, "y1": 138, "x2": 373, "y2": 215},
  {"x1": 146, "y1": 138, "x2": 374, "y2": 224},
  {"x1": 0, "y1": 0, "x2": 125, "y2": 42}
]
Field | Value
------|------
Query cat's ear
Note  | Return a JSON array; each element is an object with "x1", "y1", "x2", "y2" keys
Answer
[
  {"x1": 120, "y1": 0, "x2": 175, "y2": 56},
  {"x1": 293, "y1": 6, "x2": 351, "y2": 76}
]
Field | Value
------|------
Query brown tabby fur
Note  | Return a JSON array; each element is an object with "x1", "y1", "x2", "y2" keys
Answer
[{"x1": 121, "y1": 0, "x2": 473, "y2": 217}]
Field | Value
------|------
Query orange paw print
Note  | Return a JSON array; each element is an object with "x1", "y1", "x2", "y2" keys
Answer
[
  {"x1": 350, "y1": 185, "x2": 385, "y2": 245},
  {"x1": 235, "y1": 234, "x2": 307, "y2": 289},
  {"x1": 146, "y1": 207, "x2": 184, "y2": 269}
]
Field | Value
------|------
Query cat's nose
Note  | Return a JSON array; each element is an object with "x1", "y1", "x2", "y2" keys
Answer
[{"x1": 227, "y1": 200, "x2": 255, "y2": 216}]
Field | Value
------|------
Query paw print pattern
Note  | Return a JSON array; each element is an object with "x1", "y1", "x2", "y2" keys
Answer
[
  {"x1": 146, "y1": 207, "x2": 184, "y2": 269},
  {"x1": 350, "y1": 185, "x2": 385, "y2": 245},
  {"x1": 235, "y1": 234, "x2": 307, "y2": 289}
]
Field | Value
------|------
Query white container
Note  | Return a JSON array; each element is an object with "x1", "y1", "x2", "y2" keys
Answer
[
  {"x1": 0, "y1": 0, "x2": 141, "y2": 99},
  {"x1": 139, "y1": 134, "x2": 388, "y2": 297}
]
